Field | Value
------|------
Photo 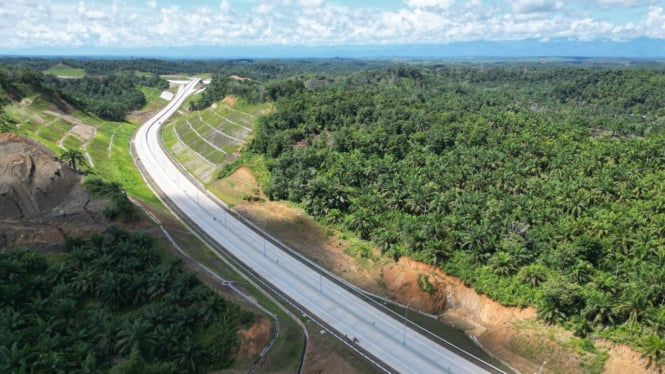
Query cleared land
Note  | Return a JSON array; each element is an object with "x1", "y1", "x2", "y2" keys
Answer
[
  {"x1": 43, "y1": 65, "x2": 86, "y2": 78},
  {"x1": 162, "y1": 97, "x2": 269, "y2": 183}
]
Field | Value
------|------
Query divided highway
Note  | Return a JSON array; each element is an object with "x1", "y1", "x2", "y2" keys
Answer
[{"x1": 133, "y1": 79, "x2": 498, "y2": 374}]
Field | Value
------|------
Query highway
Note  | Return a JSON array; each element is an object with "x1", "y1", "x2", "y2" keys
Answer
[{"x1": 133, "y1": 79, "x2": 497, "y2": 374}]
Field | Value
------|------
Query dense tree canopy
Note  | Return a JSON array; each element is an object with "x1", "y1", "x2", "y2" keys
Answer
[
  {"x1": 46, "y1": 72, "x2": 165, "y2": 121},
  {"x1": 0, "y1": 64, "x2": 168, "y2": 121},
  {"x1": 249, "y1": 64, "x2": 665, "y2": 362},
  {"x1": 0, "y1": 227, "x2": 253, "y2": 373}
]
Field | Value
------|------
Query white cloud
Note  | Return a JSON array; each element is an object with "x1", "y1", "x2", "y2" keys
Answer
[
  {"x1": 253, "y1": 1, "x2": 277, "y2": 14},
  {"x1": 0, "y1": 0, "x2": 663, "y2": 50},
  {"x1": 645, "y1": 6, "x2": 665, "y2": 38},
  {"x1": 298, "y1": 0, "x2": 325, "y2": 8},
  {"x1": 219, "y1": 0, "x2": 232, "y2": 12},
  {"x1": 405, "y1": 0, "x2": 454, "y2": 9},
  {"x1": 596, "y1": 0, "x2": 653, "y2": 8},
  {"x1": 513, "y1": 0, "x2": 563, "y2": 14}
]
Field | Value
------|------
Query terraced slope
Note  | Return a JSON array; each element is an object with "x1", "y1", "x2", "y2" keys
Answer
[
  {"x1": 3, "y1": 89, "x2": 164, "y2": 203},
  {"x1": 162, "y1": 98, "x2": 270, "y2": 182}
]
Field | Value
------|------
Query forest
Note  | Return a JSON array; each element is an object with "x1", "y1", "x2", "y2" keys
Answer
[
  {"x1": 44, "y1": 71, "x2": 167, "y2": 121},
  {"x1": 0, "y1": 227, "x2": 253, "y2": 373},
  {"x1": 0, "y1": 57, "x2": 392, "y2": 81},
  {"x1": 0, "y1": 64, "x2": 167, "y2": 121},
  {"x1": 2, "y1": 56, "x2": 665, "y2": 367},
  {"x1": 245, "y1": 64, "x2": 665, "y2": 364}
]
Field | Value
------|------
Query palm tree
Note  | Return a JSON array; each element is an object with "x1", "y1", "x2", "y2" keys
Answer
[
  {"x1": 488, "y1": 251, "x2": 517, "y2": 276},
  {"x1": 59, "y1": 149, "x2": 86, "y2": 172},
  {"x1": 641, "y1": 334, "x2": 665, "y2": 369},
  {"x1": 198, "y1": 293, "x2": 227, "y2": 325},
  {"x1": 72, "y1": 266, "x2": 96, "y2": 295},
  {"x1": 174, "y1": 336, "x2": 205, "y2": 373},
  {"x1": 98, "y1": 272, "x2": 127, "y2": 307},
  {"x1": 116, "y1": 318, "x2": 157, "y2": 355},
  {"x1": 0, "y1": 342, "x2": 29, "y2": 373},
  {"x1": 154, "y1": 324, "x2": 181, "y2": 357}
]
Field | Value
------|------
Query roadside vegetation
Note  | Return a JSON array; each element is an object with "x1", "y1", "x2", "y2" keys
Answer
[
  {"x1": 0, "y1": 64, "x2": 160, "y2": 202},
  {"x1": 5, "y1": 57, "x2": 665, "y2": 370},
  {"x1": 0, "y1": 60, "x2": 306, "y2": 372},
  {"x1": 245, "y1": 64, "x2": 665, "y2": 366},
  {"x1": 0, "y1": 227, "x2": 253, "y2": 373}
]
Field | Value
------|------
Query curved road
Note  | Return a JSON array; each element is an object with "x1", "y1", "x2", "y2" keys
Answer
[{"x1": 133, "y1": 79, "x2": 497, "y2": 374}]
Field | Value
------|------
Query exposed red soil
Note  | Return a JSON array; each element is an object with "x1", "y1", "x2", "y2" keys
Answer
[
  {"x1": 220, "y1": 166, "x2": 662, "y2": 374},
  {"x1": 236, "y1": 317, "x2": 273, "y2": 360}
]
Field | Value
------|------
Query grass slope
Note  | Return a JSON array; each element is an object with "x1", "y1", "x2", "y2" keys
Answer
[
  {"x1": 44, "y1": 65, "x2": 86, "y2": 78},
  {"x1": 1, "y1": 81, "x2": 306, "y2": 372},
  {"x1": 5, "y1": 89, "x2": 157, "y2": 203},
  {"x1": 161, "y1": 97, "x2": 269, "y2": 183}
]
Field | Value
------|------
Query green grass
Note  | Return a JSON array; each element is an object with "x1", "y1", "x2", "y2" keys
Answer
[
  {"x1": 4, "y1": 92, "x2": 157, "y2": 204},
  {"x1": 162, "y1": 99, "x2": 267, "y2": 176},
  {"x1": 3, "y1": 84, "x2": 307, "y2": 372},
  {"x1": 44, "y1": 66, "x2": 86, "y2": 78},
  {"x1": 138, "y1": 86, "x2": 167, "y2": 107},
  {"x1": 44, "y1": 252, "x2": 69, "y2": 266},
  {"x1": 38, "y1": 121, "x2": 70, "y2": 144},
  {"x1": 62, "y1": 135, "x2": 83, "y2": 150},
  {"x1": 134, "y1": 71, "x2": 154, "y2": 78}
]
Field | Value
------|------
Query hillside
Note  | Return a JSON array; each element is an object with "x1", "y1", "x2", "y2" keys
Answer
[
  {"x1": 0, "y1": 133, "x2": 108, "y2": 249},
  {"x1": 241, "y1": 64, "x2": 665, "y2": 371},
  {"x1": 0, "y1": 65, "x2": 275, "y2": 373},
  {"x1": 162, "y1": 96, "x2": 271, "y2": 183},
  {"x1": 0, "y1": 65, "x2": 162, "y2": 203}
]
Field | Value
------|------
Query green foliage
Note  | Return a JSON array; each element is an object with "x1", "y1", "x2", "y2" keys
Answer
[
  {"x1": 417, "y1": 274, "x2": 437, "y2": 295},
  {"x1": 189, "y1": 74, "x2": 304, "y2": 110},
  {"x1": 44, "y1": 65, "x2": 86, "y2": 78},
  {"x1": 0, "y1": 228, "x2": 249, "y2": 373},
  {"x1": 84, "y1": 178, "x2": 139, "y2": 222},
  {"x1": 249, "y1": 63, "x2": 665, "y2": 355},
  {"x1": 46, "y1": 72, "x2": 147, "y2": 121},
  {"x1": 59, "y1": 149, "x2": 86, "y2": 172}
]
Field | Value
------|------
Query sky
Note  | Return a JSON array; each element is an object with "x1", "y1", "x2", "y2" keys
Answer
[{"x1": 0, "y1": 0, "x2": 665, "y2": 57}]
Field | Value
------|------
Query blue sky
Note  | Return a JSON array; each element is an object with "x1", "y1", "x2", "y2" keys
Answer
[{"x1": 0, "y1": 1, "x2": 664, "y2": 56}]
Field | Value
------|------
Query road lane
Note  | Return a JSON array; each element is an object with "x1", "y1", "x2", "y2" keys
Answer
[{"x1": 133, "y1": 79, "x2": 498, "y2": 374}]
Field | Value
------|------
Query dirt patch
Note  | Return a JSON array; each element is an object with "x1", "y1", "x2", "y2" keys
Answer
[
  {"x1": 223, "y1": 96, "x2": 238, "y2": 107},
  {"x1": 0, "y1": 133, "x2": 110, "y2": 250},
  {"x1": 209, "y1": 166, "x2": 262, "y2": 207},
  {"x1": 70, "y1": 123, "x2": 96, "y2": 141},
  {"x1": 20, "y1": 98, "x2": 32, "y2": 106},
  {"x1": 229, "y1": 75, "x2": 250, "y2": 82},
  {"x1": 236, "y1": 317, "x2": 273, "y2": 361},
  {"x1": 302, "y1": 327, "x2": 377, "y2": 374},
  {"x1": 478, "y1": 319, "x2": 591, "y2": 374},
  {"x1": 127, "y1": 109, "x2": 157, "y2": 124},
  {"x1": 0, "y1": 133, "x2": 85, "y2": 220},
  {"x1": 599, "y1": 340, "x2": 661, "y2": 374}
]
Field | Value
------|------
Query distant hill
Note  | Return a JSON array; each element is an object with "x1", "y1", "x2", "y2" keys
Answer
[{"x1": 2, "y1": 38, "x2": 665, "y2": 59}]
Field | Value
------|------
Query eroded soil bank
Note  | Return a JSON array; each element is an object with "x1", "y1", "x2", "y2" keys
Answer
[{"x1": 221, "y1": 166, "x2": 660, "y2": 374}]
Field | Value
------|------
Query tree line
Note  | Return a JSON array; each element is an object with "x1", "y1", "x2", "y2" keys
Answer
[
  {"x1": 0, "y1": 64, "x2": 167, "y2": 121},
  {"x1": 45, "y1": 71, "x2": 167, "y2": 121},
  {"x1": 247, "y1": 64, "x2": 665, "y2": 366},
  {"x1": 0, "y1": 227, "x2": 253, "y2": 373}
]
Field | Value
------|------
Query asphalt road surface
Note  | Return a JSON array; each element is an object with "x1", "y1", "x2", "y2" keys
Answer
[{"x1": 133, "y1": 79, "x2": 497, "y2": 374}]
